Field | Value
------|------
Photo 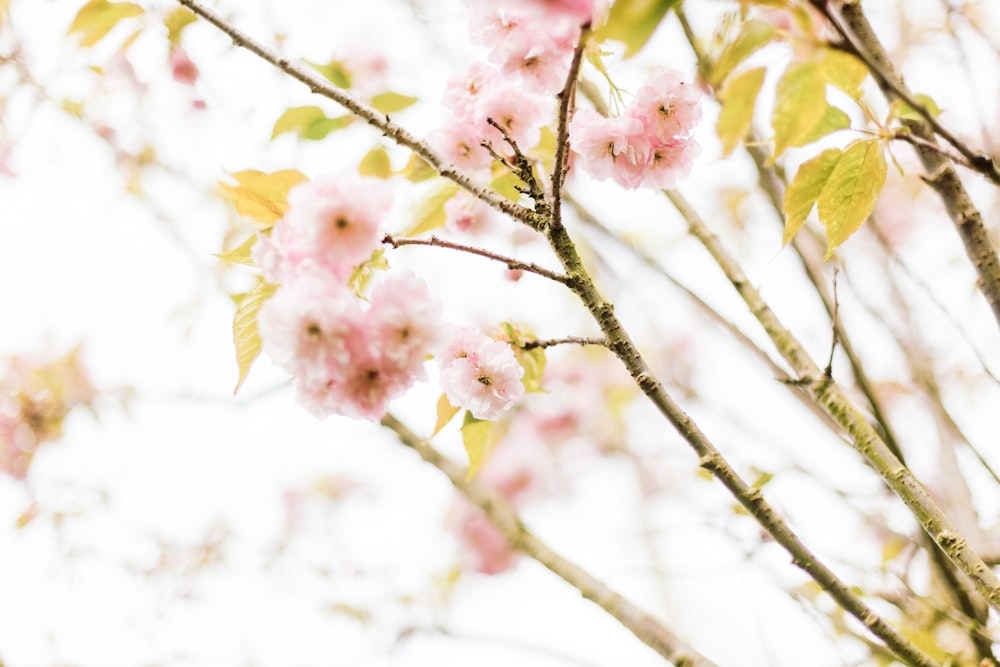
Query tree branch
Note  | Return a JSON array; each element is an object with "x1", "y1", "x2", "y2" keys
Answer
[
  {"x1": 380, "y1": 413, "x2": 719, "y2": 667},
  {"x1": 177, "y1": 0, "x2": 542, "y2": 229}
]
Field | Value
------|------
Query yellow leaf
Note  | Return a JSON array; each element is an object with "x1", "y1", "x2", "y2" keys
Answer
[
  {"x1": 347, "y1": 248, "x2": 389, "y2": 296},
  {"x1": 793, "y1": 104, "x2": 851, "y2": 148},
  {"x1": 397, "y1": 153, "x2": 437, "y2": 183},
  {"x1": 164, "y1": 7, "x2": 196, "y2": 45},
  {"x1": 820, "y1": 48, "x2": 868, "y2": 98},
  {"x1": 782, "y1": 147, "x2": 841, "y2": 244},
  {"x1": 215, "y1": 234, "x2": 258, "y2": 266},
  {"x1": 771, "y1": 60, "x2": 827, "y2": 158},
  {"x1": 370, "y1": 92, "x2": 417, "y2": 114},
  {"x1": 433, "y1": 394, "x2": 460, "y2": 436},
  {"x1": 817, "y1": 139, "x2": 886, "y2": 258},
  {"x1": 595, "y1": 0, "x2": 680, "y2": 58},
  {"x1": 716, "y1": 67, "x2": 765, "y2": 155},
  {"x1": 709, "y1": 19, "x2": 775, "y2": 86},
  {"x1": 461, "y1": 412, "x2": 495, "y2": 480},
  {"x1": 219, "y1": 169, "x2": 308, "y2": 227},
  {"x1": 404, "y1": 180, "x2": 459, "y2": 236},
  {"x1": 68, "y1": 0, "x2": 144, "y2": 48},
  {"x1": 358, "y1": 145, "x2": 392, "y2": 178},
  {"x1": 233, "y1": 281, "x2": 278, "y2": 394}
]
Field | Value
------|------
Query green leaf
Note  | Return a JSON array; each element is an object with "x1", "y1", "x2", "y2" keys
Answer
[
  {"x1": 433, "y1": 393, "x2": 460, "y2": 436},
  {"x1": 219, "y1": 169, "x2": 308, "y2": 227},
  {"x1": 517, "y1": 346, "x2": 546, "y2": 393},
  {"x1": 794, "y1": 104, "x2": 851, "y2": 148},
  {"x1": 347, "y1": 248, "x2": 389, "y2": 296},
  {"x1": 164, "y1": 7, "x2": 196, "y2": 45},
  {"x1": 215, "y1": 234, "x2": 258, "y2": 266},
  {"x1": 404, "y1": 180, "x2": 459, "y2": 236},
  {"x1": 782, "y1": 147, "x2": 841, "y2": 244},
  {"x1": 716, "y1": 67, "x2": 766, "y2": 156},
  {"x1": 233, "y1": 281, "x2": 278, "y2": 394},
  {"x1": 271, "y1": 106, "x2": 354, "y2": 141},
  {"x1": 595, "y1": 0, "x2": 680, "y2": 58},
  {"x1": 305, "y1": 58, "x2": 352, "y2": 88},
  {"x1": 370, "y1": 92, "x2": 417, "y2": 114},
  {"x1": 771, "y1": 61, "x2": 827, "y2": 158},
  {"x1": 891, "y1": 93, "x2": 943, "y2": 122},
  {"x1": 461, "y1": 411, "x2": 495, "y2": 480},
  {"x1": 490, "y1": 170, "x2": 525, "y2": 203},
  {"x1": 358, "y1": 145, "x2": 392, "y2": 178},
  {"x1": 820, "y1": 48, "x2": 868, "y2": 98},
  {"x1": 709, "y1": 19, "x2": 775, "y2": 86},
  {"x1": 817, "y1": 139, "x2": 887, "y2": 258},
  {"x1": 68, "y1": 0, "x2": 143, "y2": 47}
]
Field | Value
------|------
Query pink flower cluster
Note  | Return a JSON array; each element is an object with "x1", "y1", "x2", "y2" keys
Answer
[
  {"x1": 438, "y1": 327, "x2": 525, "y2": 421},
  {"x1": 432, "y1": 0, "x2": 601, "y2": 176},
  {"x1": 256, "y1": 176, "x2": 444, "y2": 420},
  {"x1": 569, "y1": 69, "x2": 703, "y2": 189}
]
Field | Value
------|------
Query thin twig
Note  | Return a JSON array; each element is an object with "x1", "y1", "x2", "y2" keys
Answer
[
  {"x1": 382, "y1": 233, "x2": 568, "y2": 284},
  {"x1": 549, "y1": 24, "x2": 589, "y2": 235},
  {"x1": 380, "y1": 413, "x2": 720, "y2": 667},
  {"x1": 519, "y1": 336, "x2": 607, "y2": 350},
  {"x1": 177, "y1": 0, "x2": 542, "y2": 229}
]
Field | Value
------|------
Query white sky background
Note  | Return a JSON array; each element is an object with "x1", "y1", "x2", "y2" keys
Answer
[{"x1": 0, "y1": 1, "x2": 999, "y2": 666}]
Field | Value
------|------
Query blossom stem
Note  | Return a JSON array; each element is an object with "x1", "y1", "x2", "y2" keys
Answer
[{"x1": 518, "y1": 336, "x2": 607, "y2": 350}]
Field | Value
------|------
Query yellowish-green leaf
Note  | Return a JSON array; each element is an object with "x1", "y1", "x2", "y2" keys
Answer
[
  {"x1": 595, "y1": 0, "x2": 680, "y2": 58},
  {"x1": 348, "y1": 248, "x2": 389, "y2": 296},
  {"x1": 164, "y1": 7, "x2": 196, "y2": 45},
  {"x1": 820, "y1": 48, "x2": 868, "y2": 98},
  {"x1": 490, "y1": 170, "x2": 525, "y2": 203},
  {"x1": 359, "y1": 145, "x2": 393, "y2": 178},
  {"x1": 772, "y1": 60, "x2": 827, "y2": 158},
  {"x1": 68, "y1": 0, "x2": 143, "y2": 48},
  {"x1": 891, "y1": 93, "x2": 943, "y2": 122},
  {"x1": 397, "y1": 153, "x2": 437, "y2": 183},
  {"x1": 271, "y1": 106, "x2": 354, "y2": 141},
  {"x1": 709, "y1": 19, "x2": 775, "y2": 86},
  {"x1": 817, "y1": 139, "x2": 886, "y2": 258},
  {"x1": 220, "y1": 169, "x2": 308, "y2": 227},
  {"x1": 782, "y1": 147, "x2": 841, "y2": 244},
  {"x1": 370, "y1": 92, "x2": 417, "y2": 114},
  {"x1": 527, "y1": 126, "x2": 558, "y2": 172},
  {"x1": 751, "y1": 470, "x2": 774, "y2": 489},
  {"x1": 794, "y1": 104, "x2": 851, "y2": 148},
  {"x1": 305, "y1": 58, "x2": 351, "y2": 88},
  {"x1": 516, "y1": 346, "x2": 546, "y2": 393},
  {"x1": 404, "y1": 180, "x2": 459, "y2": 236},
  {"x1": 716, "y1": 67, "x2": 766, "y2": 155},
  {"x1": 433, "y1": 393, "x2": 461, "y2": 436},
  {"x1": 233, "y1": 281, "x2": 278, "y2": 394},
  {"x1": 461, "y1": 411, "x2": 495, "y2": 480},
  {"x1": 215, "y1": 234, "x2": 258, "y2": 266}
]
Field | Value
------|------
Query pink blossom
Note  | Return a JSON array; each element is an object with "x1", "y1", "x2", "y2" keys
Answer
[
  {"x1": 630, "y1": 70, "x2": 702, "y2": 144},
  {"x1": 368, "y1": 273, "x2": 443, "y2": 377},
  {"x1": 639, "y1": 136, "x2": 700, "y2": 189},
  {"x1": 430, "y1": 122, "x2": 493, "y2": 176},
  {"x1": 169, "y1": 46, "x2": 199, "y2": 86},
  {"x1": 474, "y1": 82, "x2": 552, "y2": 152},
  {"x1": 453, "y1": 505, "x2": 518, "y2": 574},
  {"x1": 444, "y1": 190, "x2": 495, "y2": 233},
  {"x1": 277, "y1": 176, "x2": 391, "y2": 278},
  {"x1": 257, "y1": 270, "x2": 367, "y2": 387},
  {"x1": 438, "y1": 327, "x2": 525, "y2": 421},
  {"x1": 569, "y1": 107, "x2": 651, "y2": 189},
  {"x1": 442, "y1": 62, "x2": 500, "y2": 118}
]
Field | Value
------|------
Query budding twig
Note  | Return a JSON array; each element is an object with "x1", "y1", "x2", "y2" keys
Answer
[{"x1": 518, "y1": 336, "x2": 608, "y2": 350}]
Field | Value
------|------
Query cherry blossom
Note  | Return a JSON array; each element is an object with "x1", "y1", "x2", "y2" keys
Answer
[
  {"x1": 444, "y1": 189, "x2": 496, "y2": 233},
  {"x1": 438, "y1": 327, "x2": 525, "y2": 421},
  {"x1": 169, "y1": 46, "x2": 199, "y2": 86},
  {"x1": 259, "y1": 176, "x2": 391, "y2": 282},
  {"x1": 630, "y1": 70, "x2": 702, "y2": 145},
  {"x1": 569, "y1": 108, "x2": 651, "y2": 189}
]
